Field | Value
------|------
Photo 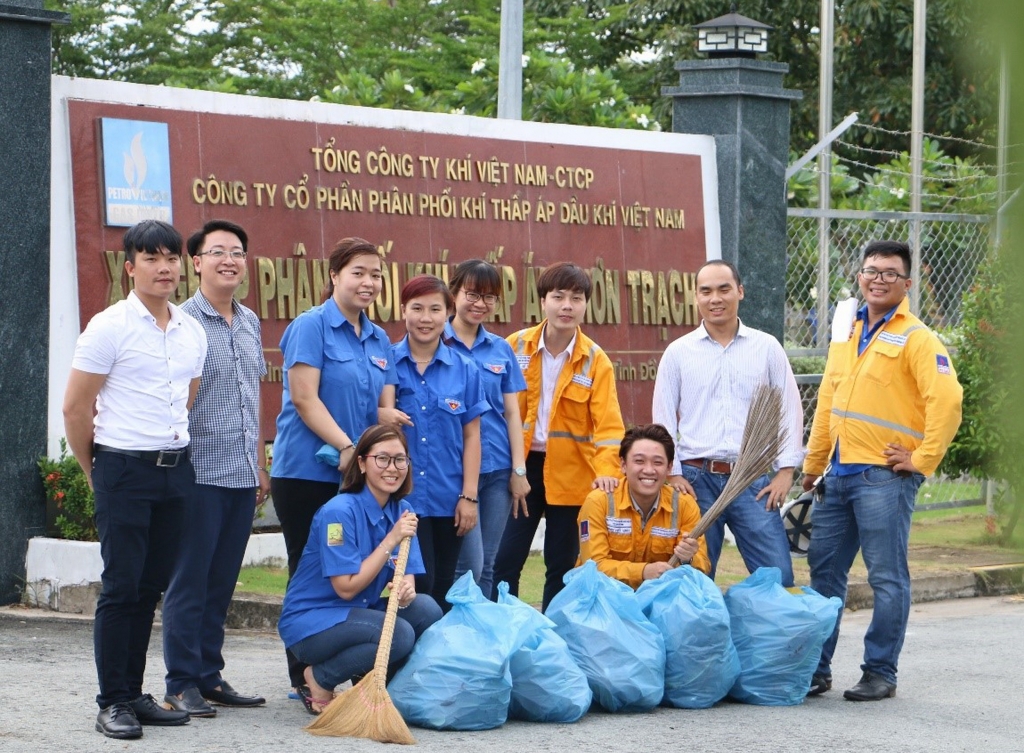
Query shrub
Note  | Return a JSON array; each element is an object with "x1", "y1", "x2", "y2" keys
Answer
[{"x1": 38, "y1": 439, "x2": 97, "y2": 541}]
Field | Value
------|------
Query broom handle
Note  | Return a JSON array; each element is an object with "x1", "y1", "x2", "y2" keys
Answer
[
  {"x1": 372, "y1": 536, "x2": 412, "y2": 684},
  {"x1": 667, "y1": 507, "x2": 717, "y2": 567}
]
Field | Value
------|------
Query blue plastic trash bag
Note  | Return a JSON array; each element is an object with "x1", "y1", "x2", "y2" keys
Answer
[
  {"x1": 635, "y1": 565, "x2": 739, "y2": 709},
  {"x1": 389, "y1": 573, "x2": 525, "y2": 730},
  {"x1": 724, "y1": 567, "x2": 842, "y2": 706},
  {"x1": 314, "y1": 443, "x2": 340, "y2": 467},
  {"x1": 496, "y1": 583, "x2": 592, "y2": 722},
  {"x1": 545, "y1": 560, "x2": 665, "y2": 712}
]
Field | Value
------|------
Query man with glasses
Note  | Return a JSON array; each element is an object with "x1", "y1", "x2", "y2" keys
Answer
[
  {"x1": 802, "y1": 240, "x2": 962, "y2": 701},
  {"x1": 162, "y1": 220, "x2": 268, "y2": 717}
]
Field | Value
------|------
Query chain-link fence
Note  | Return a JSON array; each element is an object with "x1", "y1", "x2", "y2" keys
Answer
[{"x1": 785, "y1": 208, "x2": 991, "y2": 507}]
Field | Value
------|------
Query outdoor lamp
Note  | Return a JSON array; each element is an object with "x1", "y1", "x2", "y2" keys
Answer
[{"x1": 694, "y1": 4, "x2": 772, "y2": 59}]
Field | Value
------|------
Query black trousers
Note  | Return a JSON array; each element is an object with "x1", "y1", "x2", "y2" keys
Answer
[
  {"x1": 271, "y1": 476, "x2": 339, "y2": 687},
  {"x1": 92, "y1": 450, "x2": 191, "y2": 708},
  {"x1": 492, "y1": 452, "x2": 581, "y2": 611},
  {"x1": 414, "y1": 516, "x2": 464, "y2": 613}
]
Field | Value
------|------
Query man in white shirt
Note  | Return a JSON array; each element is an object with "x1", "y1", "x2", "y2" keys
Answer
[
  {"x1": 652, "y1": 260, "x2": 803, "y2": 586},
  {"x1": 63, "y1": 220, "x2": 208, "y2": 740}
]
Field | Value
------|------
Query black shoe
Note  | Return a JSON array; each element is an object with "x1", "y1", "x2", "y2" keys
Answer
[
  {"x1": 96, "y1": 702, "x2": 142, "y2": 739},
  {"x1": 129, "y1": 694, "x2": 190, "y2": 726},
  {"x1": 843, "y1": 671, "x2": 897, "y2": 701},
  {"x1": 164, "y1": 687, "x2": 217, "y2": 718},
  {"x1": 201, "y1": 680, "x2": 265, "y2": 707},
  {"x1": 807, "y1": 673, "x2": 832, "y2": 696}
]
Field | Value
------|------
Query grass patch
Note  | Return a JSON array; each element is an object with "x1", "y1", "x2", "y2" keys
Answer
[{"x1": 236, "y1": 506, "x2": 1024, "y2": 599}]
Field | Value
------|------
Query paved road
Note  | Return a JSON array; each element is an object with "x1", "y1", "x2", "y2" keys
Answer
[{"x1": 1, "y1": 596, "x2": 1022, "y2": 753}]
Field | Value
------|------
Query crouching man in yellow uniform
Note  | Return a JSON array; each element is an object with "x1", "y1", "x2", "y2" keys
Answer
[{"x1": 578, "y1": 424, "x2": 711, "y2": 588}]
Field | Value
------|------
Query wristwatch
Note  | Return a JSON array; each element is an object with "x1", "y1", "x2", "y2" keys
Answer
[{"x1": 513, "y1": 466, "x2": 527, "y2": 477}]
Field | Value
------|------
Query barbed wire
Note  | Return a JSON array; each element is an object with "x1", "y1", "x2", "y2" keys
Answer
[
  {"x1": 831, "y1": 154, "x2": 999, "y2": 185},
  {"x1": 850, "y1": 121, "x2": 1014, "y2": 151},
  {"x1": 794, "y1": 162, "x2": 1001, "y2": 205},
  {"x1": 833, "y1": 138, "x2": 1017, "y2": 171}
]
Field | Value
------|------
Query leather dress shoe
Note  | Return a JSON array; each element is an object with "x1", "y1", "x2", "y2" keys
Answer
[
  {"x1": 807, "y1": 673, "x2": 832, "y2": 696},
  {"x1": 201, "y1": 679, "x2": 266, "y2": 707},
  {"x1": 130, "y1": 693, "x2": 190, "y2": 726},
  {"x1": 164, "y1": 687, "x2": 217, "y2": 718},
  {"x1": 96, "y1": 702, "x2": 142, "y2": 739},
  {"x1": 843, "y1": 670, "x2": 897, "y2": 701}
]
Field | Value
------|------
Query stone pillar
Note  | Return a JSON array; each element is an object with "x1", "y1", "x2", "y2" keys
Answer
[
  {"x1": 0, "y1": 2, "x2": 68, "y2": 605},
  {"x1": 663, "y1": 59, "x2": 801, "y2": 341}
]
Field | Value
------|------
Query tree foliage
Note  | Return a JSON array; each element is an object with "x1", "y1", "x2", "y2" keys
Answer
[{"x1": 47, "y1": 0, "x2": 997, "y2": 157}]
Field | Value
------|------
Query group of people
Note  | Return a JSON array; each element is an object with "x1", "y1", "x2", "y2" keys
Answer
[{"x1": 65, "y1": 219, "x2": 962, "y2": 739}]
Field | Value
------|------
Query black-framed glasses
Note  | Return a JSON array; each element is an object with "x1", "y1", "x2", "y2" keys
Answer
[
  {"x1": 463, "y1": 290, "x2": 499, "y2": 306},
  {"x1": 199, "y1": 247, "x2": 247, "y2": 260},
  {"x1": 364, "y1": 454, "x2": 410, "y2": 470},
  {"x1": 859, "y1": 268, "x2": 907, "y2": 283}
]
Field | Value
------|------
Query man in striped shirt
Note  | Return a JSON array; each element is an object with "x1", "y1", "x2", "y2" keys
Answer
[{"x1": 652, "y1": 260, "x2": 804, "y2": 586}]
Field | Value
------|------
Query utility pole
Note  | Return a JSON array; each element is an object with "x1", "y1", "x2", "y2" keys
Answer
[
  {"x1": 497, "y1": 0, "x2": 523, "y2": 120},
  {"x1": 815, "y1": 0, "x2": 835, "y2": 348},
  {"x1": 909, "y1": 0, "x2": 927, "y2": 315}
]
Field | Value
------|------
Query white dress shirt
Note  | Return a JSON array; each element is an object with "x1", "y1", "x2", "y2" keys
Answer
[
  {"x1": 72, "y1": 292, "x2": 208, "y2": 450},
  {"x1": 651, "y1": 321, "x2": 804, "y2": 475},
  {"x1": 530, "y1": 327, "x2": 576, "y2": 452}
]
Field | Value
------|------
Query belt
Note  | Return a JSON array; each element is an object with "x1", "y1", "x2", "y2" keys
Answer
[
  {"x1": 94, "y1": 444, "x2": 190, "y2": 468},
  {"x1": 682, "y1": 458, "x2": 733, "y2": 475}
]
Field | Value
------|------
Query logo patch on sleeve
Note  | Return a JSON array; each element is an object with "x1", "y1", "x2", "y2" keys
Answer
[
  {"x1": 579, "y1": 519, "x2": 590, "y2": 542},
  {"x1": 936, "y1": 354, "x2": 951, "y2": 374},
  {"x1": 326, "y1": 523, "x2": 344, "y2": 546}
]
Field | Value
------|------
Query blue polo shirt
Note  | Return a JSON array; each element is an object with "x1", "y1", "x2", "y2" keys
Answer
[
  {"x1": 392, "y1": 337, "x2": 489, "y2": 517},
  {"x1": 444, "y1": 321, "x2": 526, "y2": 473},
  {"x1": 831, "y1": 303, "x2": 899, "y2": 477},
  {"x1": 272, "y1": 302, "x2": 396, "y2": 483},
  {"x1": 277, "y1": 487, "x2": 425, "y2": 648}
]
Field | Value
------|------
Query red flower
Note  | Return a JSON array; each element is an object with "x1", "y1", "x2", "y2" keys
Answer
[
  {"x1": 46, "y1": 472, "x2": 60, "y2": 483},
  {"x1": 55, "y1": 491, "x2": 65, "y2": 500}
]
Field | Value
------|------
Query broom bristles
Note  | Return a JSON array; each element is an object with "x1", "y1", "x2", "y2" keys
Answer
[
  {"x1": 671, "y1": 384, "x2": 787, "y2": 564},
  {"x1": 305, "y1": 536, "x2": 416, "y2": 743}
]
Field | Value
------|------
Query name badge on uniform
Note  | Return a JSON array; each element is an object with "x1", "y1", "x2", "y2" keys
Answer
[
  {"x1": 571, "y1": 374, "x2": 593, "y2": 388},
  {"x1": 606, "y1": 517, "x2": 632, "y2": 535},
  {"x1": 579, "y1": 520, "x2": 590, "y2": 542},
  {"x1": 651, "y1": 526, "x2": 678, "y2": 539},
  {"x1": 878, "y1": 332, "x2": 908, "y2": 347}
]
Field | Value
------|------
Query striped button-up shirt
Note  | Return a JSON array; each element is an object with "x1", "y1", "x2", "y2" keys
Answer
[
  {"x1": 182, "y1": 291, "x2": 267, "y2": 488},
  {"x1": 652, "y1": 321, "x2": 804, "y2": 475}
]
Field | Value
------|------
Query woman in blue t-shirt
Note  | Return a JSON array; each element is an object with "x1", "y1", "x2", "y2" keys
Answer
[
  {"x1": 445, "y1": 260, "x2": 529, "y2": 600},
  {"x1": 390, "y1": 275, "x2": 488, "y2": 611},
  {"x1": 271, "y1": 237, "x2": 398, "y2": 692},
  {"x1": 278, "y1": 425, "x2": 441, "y2": 715}
]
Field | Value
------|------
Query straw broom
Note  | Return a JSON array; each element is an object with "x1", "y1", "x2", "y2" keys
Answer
[
  {"x1": 669, "y1": 384, "x2": 787, "y2": 566},
  {"x1": 306, "y1": 536, "x2": 416, "y2": 744}
]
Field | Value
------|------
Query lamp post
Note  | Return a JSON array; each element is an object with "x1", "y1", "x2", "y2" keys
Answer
[
  {"x1": 694, "y1": 4, "x2": 772, "y2": 59},
  {"x1": 663, "y1": 5, "x2": 800, "y2": 340}
]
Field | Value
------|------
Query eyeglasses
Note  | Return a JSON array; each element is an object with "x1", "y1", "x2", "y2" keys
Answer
[
  {"x1": 363, "y1": 454, "x2": 410, "y2": 470},
  {"x1": 463, "y1": 290, "x2": 499, "y2": 306},
  {"x1": 199, "y1": 247, "x2": 247, "y2": 260},
  {"x1": 859, "y1": 268, "x2": 908, "y2": 283}
]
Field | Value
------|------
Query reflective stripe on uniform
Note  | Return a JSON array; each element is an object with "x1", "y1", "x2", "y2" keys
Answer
[
  {"x1": 830, "y1": 408, "x2": 925, "y2": 440},
  {"x1": 549, "y1": 430, "x2": 593, "y2": 443},
  {"x1": 670, "y1": 489, "x2": 679, "y2": 530}
]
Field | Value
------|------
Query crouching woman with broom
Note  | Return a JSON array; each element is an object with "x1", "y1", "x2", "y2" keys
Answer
[{"x1": 277, "y1": 424, "x2": 443, "y2": 716}]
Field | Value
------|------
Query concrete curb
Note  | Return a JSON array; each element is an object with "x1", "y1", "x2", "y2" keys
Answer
[{"x1": 6, "y1": 564, "x2": 1023, "y2": 631}]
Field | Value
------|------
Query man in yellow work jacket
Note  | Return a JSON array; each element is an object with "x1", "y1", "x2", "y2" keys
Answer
[
  {"x1": 578, "y1": 424, "x2": 711, "y2": 589},
  {"x1": 802, "y1": 240, "x2": 962, "y2": 702}
]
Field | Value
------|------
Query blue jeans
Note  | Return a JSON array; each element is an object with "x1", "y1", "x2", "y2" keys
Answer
[
  {"x1": 807, "y1": 466, "x2": 924, "y2": 685},
  {"x1": 289, "y1": 595, "x2": 442, "y2": 691},
  {"x1": 679, "y1": 464, "x2": 794, "y2": 587},
  {"x1": 455, "y1": 469, "x2": 512, "y2": 601},
  {"x1": 162, "y1": 484, "x2": 257, "y2": 695}
]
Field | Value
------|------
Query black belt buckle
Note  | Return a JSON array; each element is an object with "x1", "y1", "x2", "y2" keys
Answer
[{"x1": 156, "y1": 450, "x2": 182, "y2": 468}]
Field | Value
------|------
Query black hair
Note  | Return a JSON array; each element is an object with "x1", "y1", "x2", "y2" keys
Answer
[
  {"x1": 619, "y1": 423, "x2": 675, "y2": 465},
  {"x1": 122, "y1": 220, "x2": 183, "y2": 264},
  {"x1": 186, "y1": 219, "x2": 249, "y2": 258},
  {"x1": 536, "y1": 261, "x2": 592, "y2": 300},
  {"x1": 862, "y1": 240, "x2": 912, "y2": 276},
  {"x1": 696, "y1": 259, "x2": 742, "y2": 287},
  {"x1": 449, "y1": 259, "x2": 502, "y2": 298}
]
